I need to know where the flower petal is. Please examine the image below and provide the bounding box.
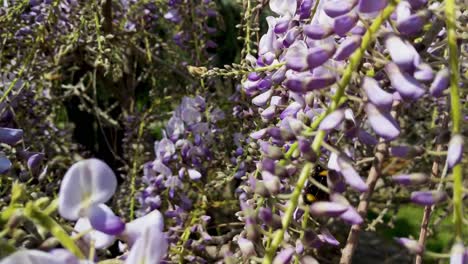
[122,209,164,246]
[88,204,125,235]
[74,217,116,249]
[365,103,400,140]
[410,190,447,206]
[58,159,117,220]
[125,225,168,264]
[319,109,345,131]
[0,127,23,146]
[447,134,463,168]
[362,77,393,110]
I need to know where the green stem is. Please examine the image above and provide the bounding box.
[445,0,463,242]
[311,0,400,152]
[24,203,84,259]
[262,163,313,264]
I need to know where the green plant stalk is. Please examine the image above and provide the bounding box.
[445,0,463,242]
[262,163,313,264]
[24,202,85,259]
[311,0,400,153]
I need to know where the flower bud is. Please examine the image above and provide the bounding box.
[324,0,358,18]
[395,237,423,254]
[385,62,425,101]
[238,238,256,259]
[252,89,272,107]
[0,127,23,146]
[410,190,447,206]
[273,247,295,264]
[429,68,450,97]
[365,103,400,140]
[334,35,362,61]
[449,242,466,264]
[319,109,345,131]
[303,24,333,40]
[391,173,428,186]
[307,43,336,69]
[362,77,393,111]
[414,62,434,82]
[390,145,424,158]
[333,11,358,36]
[447,134,463,168]
[310,202,348,217]
[397,11,428,36]
[358,0,387,13]
[384,34,418,71]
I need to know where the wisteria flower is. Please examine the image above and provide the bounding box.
[58,159,124,235]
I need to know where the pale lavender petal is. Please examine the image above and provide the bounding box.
[319,109,345,131]
[414,62,434,82]
[122,210,164,246]
[392,173,428,186]
[58,159,117,220]
[447,134,463,168]
[318,228,340,246]
[365,103,400,140]
[411,190,447,206]
[395,237,423,254]
[74,217,116,249]
[338,157,369,192]
[0,250,65,264]
[238,237,256,258]
[385,34,418,71]
[125,225,168,264]
[310,202,348,217]
[188,168,202,180]
[250,128,267,140]
[324,0,357,17]
[362,77,393,110]
[285,41,309,71]
[270,0,297,17]
[273,248,295,264]
[430,68,450,97]
[450,242,465,264]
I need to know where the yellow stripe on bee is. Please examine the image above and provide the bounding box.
[306,194,317,203]
[319,170,328,177]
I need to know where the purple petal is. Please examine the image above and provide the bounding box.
[122,210,164,246]
[384,34,418,71]
[250,128,267,140]
[414,63,434,82]
[333,11,358,36]
[238,237,256,258]
[334,35,362,61]
[388,63,424,100]
[303,24,333,40]
[357,129,378,145]
[125,225,168,264]
[390,145,424,158]
[447,134,463,168]
[273,248,295,264]
[397,12,427,36]
[0,250,66,264]
[0,156,11,174]
[0,127,23,146]
[318,228,340,246]
[310,202,348,217]
[358,0,387,13]
[395,237,423,254]
[252,89,273,107]
[338,157,369,192]
[88,204,125,235]
[74,217,116,249]
[391,173,428,186]
[324,0,358,17]
[365,103,400,140]
[307,43,336,69]
[285,41,309,71]
[58,159,117,220]
[407,0,427,9]
[270,0,297,17]
[430,68,450,97]
[362,77,393,110]
[319,109,345,131]
[188,168,202,180]
[450,242,466,264]
[411,190,447,206]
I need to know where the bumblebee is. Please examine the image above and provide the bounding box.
[303,164,329,204]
